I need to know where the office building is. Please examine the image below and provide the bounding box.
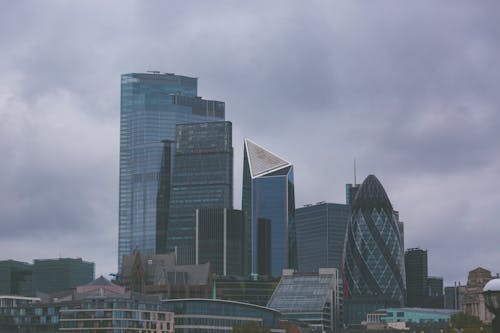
[118,72,225,268]
[163,298,281,333]
[424,276,444,308]
[242,139,296,277]
[444,284,466,310]
[195,208,244,277]
[167,121,233,264]
[343,175,406,324]
[345,183,359,205]
[405,248,428,307]
[295,202,350,273]
[33,258,94,294]
[0,260,33,296]
[214,277,280,306]
[267,268,342,333]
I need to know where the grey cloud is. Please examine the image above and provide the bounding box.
[0,0,499,280]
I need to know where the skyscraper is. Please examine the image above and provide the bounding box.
[343,175,406,306]
[296,202,350,273]
[195,208,245,276]
[405,248,428,307]
[242,139,296,277]
[118,72,225,268]
[167,121,233,264]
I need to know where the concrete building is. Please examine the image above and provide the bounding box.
[444,284,466,310]
[463,267,493,323]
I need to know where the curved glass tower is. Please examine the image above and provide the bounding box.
[242,139,297,277]
[343,175,405,305]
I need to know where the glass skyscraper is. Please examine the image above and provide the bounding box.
[405,247,428,307]
[242,139,296,277]
[167,121,233,264]
[296,202,350,273]
[118,72,225,269]
[343,175,406,306]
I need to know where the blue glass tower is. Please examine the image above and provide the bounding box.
[343,175,406,305]
[242,139,296,277]
[118,72,225,269]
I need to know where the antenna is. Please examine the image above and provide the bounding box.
[354,158,357,186]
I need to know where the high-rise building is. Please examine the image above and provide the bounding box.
[444,284,466,310]
[195,208,244,276]
[118,72,225,268]
[0,260,33,296]
[345,183,359,205]
[242,139,296,277]
[33,258,94,294]
[167,121,233,264]
[405,248,428,307]
[425,276,444,308]
[343,175,406,315]
[296,202,350,273]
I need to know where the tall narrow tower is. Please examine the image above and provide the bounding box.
[242,139,297,277]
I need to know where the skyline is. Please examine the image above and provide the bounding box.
[1,1,499,285]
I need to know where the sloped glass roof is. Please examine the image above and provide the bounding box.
[267,274,335,312]
[245,139,291,178]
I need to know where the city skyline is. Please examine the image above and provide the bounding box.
[0,1,499,285]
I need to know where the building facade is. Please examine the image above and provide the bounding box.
[119,252,213,299]
[33,258,94,294]
[463,267,493,323]
[242,139,297,277]
[424,276,444,309]
[0,260,33,297]
[167,121,233,264]
[214,277,280,307]
[342,175,406,323]
[163,298,281,333]
[195,208,244,277]
[267,268,341,333]
[296,202,350,273]
[405,248,428,307]
[118,72,225,268]
[444,284,466,310]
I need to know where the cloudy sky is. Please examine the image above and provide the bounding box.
[1,1,499,284]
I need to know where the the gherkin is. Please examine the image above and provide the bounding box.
[343,175,406,305]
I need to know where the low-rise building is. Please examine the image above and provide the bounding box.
[463,267,493,323]
[267,268,341,333]
[163,298,282,333]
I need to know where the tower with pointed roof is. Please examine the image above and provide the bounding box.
[242,139,297,277]
[343,175,406,308]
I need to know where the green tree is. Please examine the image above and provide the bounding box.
[232,321,271,333]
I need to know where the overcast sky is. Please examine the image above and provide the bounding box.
[1,1,499,285]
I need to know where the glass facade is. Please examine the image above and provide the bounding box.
[214,278,279,306]
[196,208,244,276]
[296,203,350,273]
[167,121,233,264]
[242,139,296,277]
[343,175,406,307]
[267,269,341,333]
[163,298,281,333]
[119,73,225,269]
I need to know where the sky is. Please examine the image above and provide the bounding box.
[0,0,499,285]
